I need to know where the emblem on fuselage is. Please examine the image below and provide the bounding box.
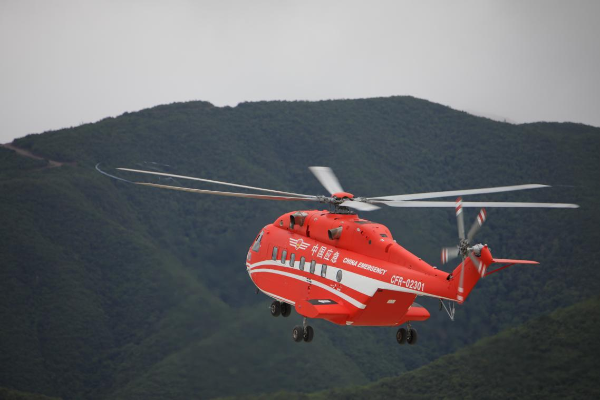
[290,238,310,250]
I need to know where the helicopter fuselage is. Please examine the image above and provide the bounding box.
[246,209,478,326]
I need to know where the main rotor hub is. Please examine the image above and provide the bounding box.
[329,192,357,214]
[332,192,354,200]
[459,239,470,258]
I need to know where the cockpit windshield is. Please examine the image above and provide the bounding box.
[252,231,264,252]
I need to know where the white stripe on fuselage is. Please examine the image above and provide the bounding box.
[246,259,456,303]
[258,288,295,305]
[249,267,367,309]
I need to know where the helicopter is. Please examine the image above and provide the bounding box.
[103,165,578,344]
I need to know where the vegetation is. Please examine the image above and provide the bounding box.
[0,97,598,399]
[0,387,60,400]
[231,296,600,400]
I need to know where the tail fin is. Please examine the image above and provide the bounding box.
[452,254,485,303]
[452,245,539,303]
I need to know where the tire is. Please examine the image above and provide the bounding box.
[292,326,304,342]
[396,327,407,345]
[281,302,292,317]
[407,328,418,345]
[303,326,314,342]
[270,301,281,317]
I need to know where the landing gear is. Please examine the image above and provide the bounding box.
[270,301,292,317]
[281,302,292,317]
[397,322,418,345]
[396,328,407,344]
[303,325,314,342]
[292,318,314,343]
[407,328,418,345]
[292,326,304,342]
[270,301,281,317]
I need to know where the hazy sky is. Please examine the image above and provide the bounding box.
[1,0,599,143]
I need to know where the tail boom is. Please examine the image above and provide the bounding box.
[451,246,539,303]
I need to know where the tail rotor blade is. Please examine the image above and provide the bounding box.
[441,247,460,264]
[309,166,344,195]
[467,208,487,242]
[456,197,465,241]
[469,252,486,278]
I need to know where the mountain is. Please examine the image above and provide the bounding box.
[232,296,600,400]
[1,97,599,399]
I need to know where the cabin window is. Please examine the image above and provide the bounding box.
[310,260,316,274]
[290,253,296,267]
[272,246,278,261]
[299,256,306,271]
[321,264,327,278]
[281,250,287,264]
[380,233,388,238]
[336,269,343,282]
[252,231,264,252]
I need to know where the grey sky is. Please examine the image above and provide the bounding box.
[1,0,599,143]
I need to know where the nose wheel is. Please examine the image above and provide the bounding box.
[396,322,418,345]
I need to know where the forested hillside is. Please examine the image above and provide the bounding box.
[1,97,598,399]
[232,296,600,400]
[0,387,60,400]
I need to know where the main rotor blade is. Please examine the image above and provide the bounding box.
[368,184,550,202]
[117,168,314,198]
[309,166,344,195]
[135,182,321,202]
[373,201,579,208]
[340,200,380,211]
[96,163,134,183]
[467,208,487,242]
[456,197,465,241]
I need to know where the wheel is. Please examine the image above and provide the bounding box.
[396,327,407,344]
[303,325,314,342]
[281,302,292,317]
[270,301,281,317]
[407,328,418,345]
[292,326,304,342]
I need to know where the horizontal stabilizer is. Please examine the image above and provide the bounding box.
[492,258,539,265]
[485,258,540,277]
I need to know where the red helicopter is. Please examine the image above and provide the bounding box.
[108,166,578,344]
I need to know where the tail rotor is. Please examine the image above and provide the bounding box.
[467,208,487,242]
[441,197,488,302]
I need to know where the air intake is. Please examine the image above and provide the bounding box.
[290,212,308,228]
[328,226,343,240]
